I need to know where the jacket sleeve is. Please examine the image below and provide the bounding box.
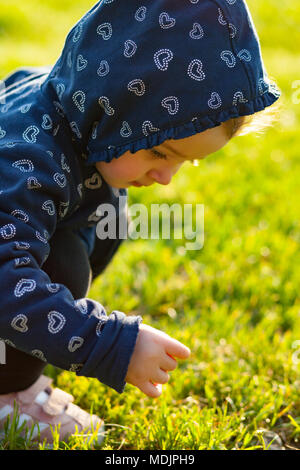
[0,145,142,393]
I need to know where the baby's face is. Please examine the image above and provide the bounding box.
[95,121,232,188]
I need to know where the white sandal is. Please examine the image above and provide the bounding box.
[0,374,105,446]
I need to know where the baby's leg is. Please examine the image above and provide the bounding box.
[0,228,92,394]
[89,215,126,281]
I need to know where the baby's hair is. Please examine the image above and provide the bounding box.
[228,79,282,138]
[192,81,281,166]
[229,101,282,138]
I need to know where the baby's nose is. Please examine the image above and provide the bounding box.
[148,168,173,185]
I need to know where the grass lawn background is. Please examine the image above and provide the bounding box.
[0,0,299,450]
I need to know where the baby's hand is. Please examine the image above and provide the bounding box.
[125,323,190,398]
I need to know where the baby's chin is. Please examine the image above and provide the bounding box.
[96,172,128,189]
[106,179,131,189]
[109,181,131,189]
[95,170,134,189]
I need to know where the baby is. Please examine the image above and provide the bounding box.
[0,0,280,445]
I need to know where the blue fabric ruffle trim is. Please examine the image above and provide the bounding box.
[86,90,280,165]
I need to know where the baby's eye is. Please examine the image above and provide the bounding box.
[150,149,168,160]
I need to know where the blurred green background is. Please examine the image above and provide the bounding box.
[0,0,299,450]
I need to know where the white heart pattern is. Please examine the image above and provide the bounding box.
[135,6,147,22]
[35,230,49,244]
[31,350,47,362]
[74,299,88,314]
[97,23,113,40]
[23,126,39,143]
[56,83,65,100]
[61,154,71,173]
[42,200,56,216]
[11,210,29,223]
[97,60,110,76]
[68,336,84,352]
[14,279,36,297]
[208,92,222,109]
[159,12,176,29]
[59,201,69,218]
[161,96,179,115]
[69,363,84,372]
[220,50,236,68]
[128,79,146,96]
[0,126,6,139]
[15,241,30,250]
[72,90,86,113]
[124,40,137,58]
[52,123,60,136]
[258,78,269,96]
[84,172,102,189]
[91,121,99,140]
[120,121,132,138]
[88,210,101,223]
[12,159,34,173]
[77,54,88,71]
[187,59,206,81]
[46,283,60,293]
[73,22,83,43]
[189,23,204,39]
[218,8,227,26]
[233,91,248,106]
[154,49,174,71]
[11,314,29,333]
[237,49,252,62]
[98,96,115,116]
[15,257,31,267]
[96,319,107,337]
[0,223,16,240]
[41,114,53,130]
[53,172,67,188]
[142,121,160,136]
[19,104,32,113]
[70,121,82,139]
[48,311,66,334]
[27,177,42,190]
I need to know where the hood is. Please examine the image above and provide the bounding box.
[38,0,279,164]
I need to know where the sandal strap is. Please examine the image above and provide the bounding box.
[65,402,95,428]
[42,388,74,416]
[16,375,53,405]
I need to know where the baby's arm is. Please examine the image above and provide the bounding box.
[126,324,190,398]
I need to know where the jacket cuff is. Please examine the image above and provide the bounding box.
[78,311,142,393]
[114,313,143,394]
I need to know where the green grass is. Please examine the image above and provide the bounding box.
[0,0,299,451]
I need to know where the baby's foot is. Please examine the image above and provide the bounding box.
[0,375,105,446]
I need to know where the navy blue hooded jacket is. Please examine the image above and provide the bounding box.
[0,0,280,393]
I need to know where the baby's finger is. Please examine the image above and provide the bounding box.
[165,338,191,360]
[152,369,170,385]
[141,381,162,398]
[161,354,177,371]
